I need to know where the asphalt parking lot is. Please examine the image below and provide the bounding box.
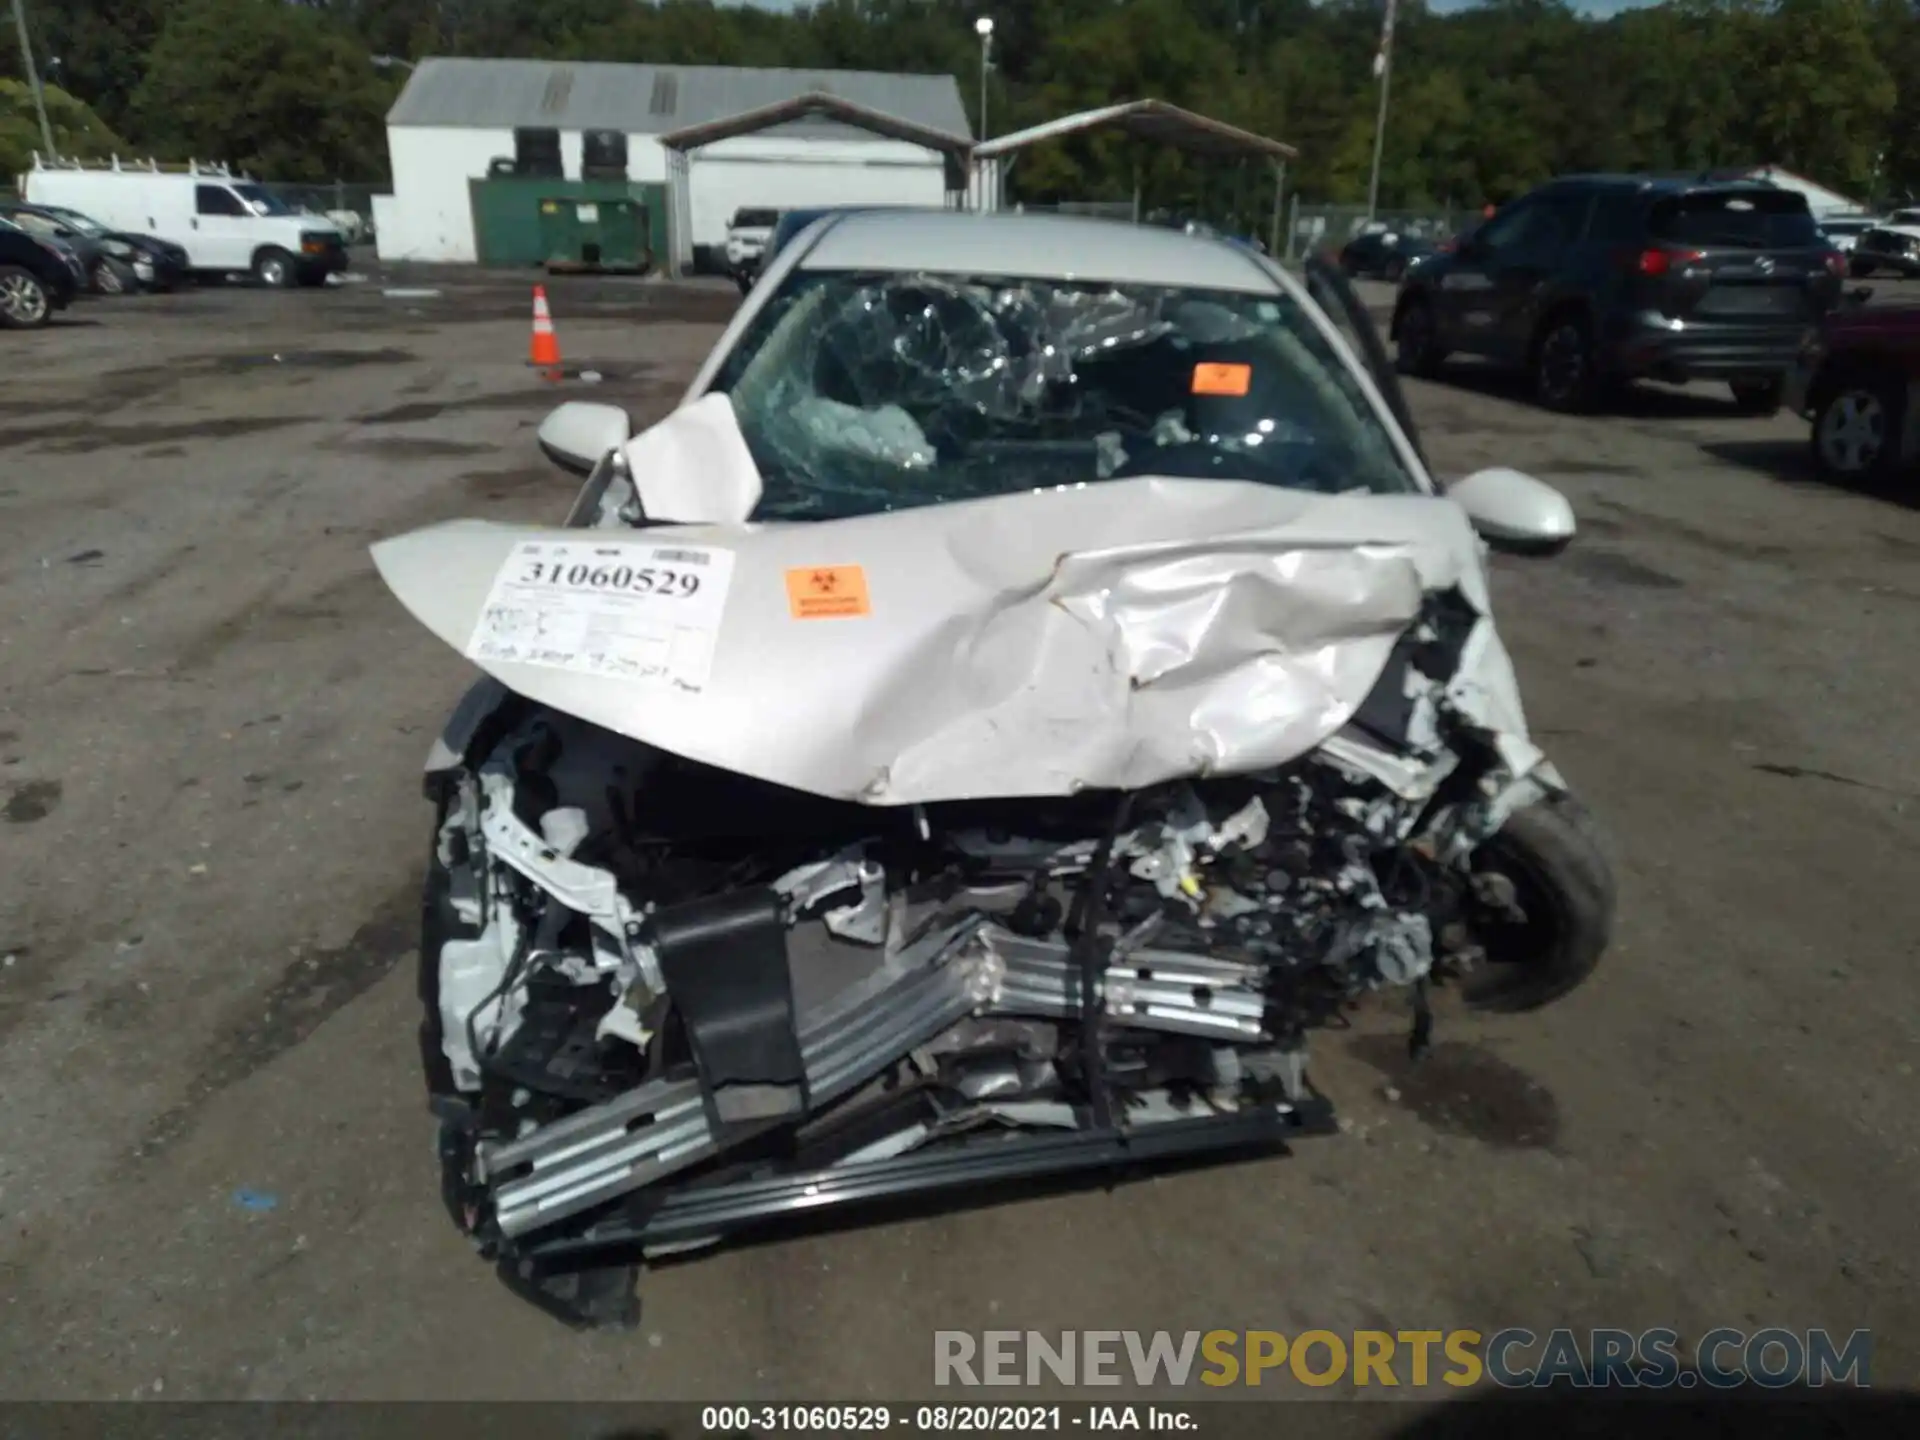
[1,268,1917,1409]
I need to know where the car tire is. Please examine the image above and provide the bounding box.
[1458,792,1615,1014]
[0,264,52,328]
[1395,296,1447,377]
[1810,370,1905,485]
[252,246,296,288]
[1532,313,1601,413]
[1849,259,1875,279]
[1730,377,1783,416]
[1385,256,1406,283]
[91,259,128,296]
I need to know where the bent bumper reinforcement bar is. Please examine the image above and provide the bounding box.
[524,1098,1340,1262]
[480,920,1277,1240]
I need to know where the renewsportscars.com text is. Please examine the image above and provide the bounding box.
[933,1328,1872,1390]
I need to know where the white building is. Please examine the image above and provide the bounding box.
[373,58,972,269]
[1718,165,1867,219]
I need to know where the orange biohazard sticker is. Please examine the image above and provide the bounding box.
[1192,362,1252,396]
[785,565,871,619]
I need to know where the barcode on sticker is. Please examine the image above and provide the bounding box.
[652,548,710,565]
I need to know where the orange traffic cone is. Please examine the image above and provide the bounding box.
[529,285,562,374]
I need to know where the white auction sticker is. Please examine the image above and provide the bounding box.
[467,539,735,691]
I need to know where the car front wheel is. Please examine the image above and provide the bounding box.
[1458,793,1615,1013]
[1533,315,1600,413]
[1811,373,1904,483]
[252,247,296,288]
[0,265,51,328]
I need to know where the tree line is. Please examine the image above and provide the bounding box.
[5,0,1914,224]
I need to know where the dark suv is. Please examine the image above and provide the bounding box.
[1391,175,1845,412]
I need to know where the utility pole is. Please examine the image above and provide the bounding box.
[11,0,57,161]
[1365,0,1396,223]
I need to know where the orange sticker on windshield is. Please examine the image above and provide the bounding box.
[786,565,871,619]
[1192,362,1252,396]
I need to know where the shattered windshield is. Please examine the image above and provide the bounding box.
[707,270,1419,521]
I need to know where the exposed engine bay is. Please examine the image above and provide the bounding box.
[420,586,1592,1327]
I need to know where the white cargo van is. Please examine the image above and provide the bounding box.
[22,158,348,288]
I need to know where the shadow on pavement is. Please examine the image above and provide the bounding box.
[1413,361,1743,420]
[1701,437,1919,510]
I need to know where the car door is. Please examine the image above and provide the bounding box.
[1430,199,1535,358]
[190,184,252,269]
[1481,194,1587,362]
[1434,198,1579,362]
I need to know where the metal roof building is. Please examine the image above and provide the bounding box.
[386,58,971,140]
[374,58,971,269]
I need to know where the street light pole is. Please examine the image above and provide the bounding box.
[11,0,57,161]
[974,17,994,142]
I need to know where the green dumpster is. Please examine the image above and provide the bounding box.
[538,195,647,274]
[469,178,667,273]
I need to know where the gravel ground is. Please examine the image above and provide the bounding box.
[0,268,1916,1413]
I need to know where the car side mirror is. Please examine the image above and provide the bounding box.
[1447,467,1576,554]
[537,401,631,476]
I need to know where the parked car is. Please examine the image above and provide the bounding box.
[369,210,1612,1327]
[1846,226,1920,279]
[1339,226,1438,282]
[23,159,348,287]
[0,200,188,293]
[723,207,782,292]
[0,199,139,294]
[0,215,82,328]
[1162,217,1267,254]
[752,206,933,288]
[1817,215,1877,254]
[1392,174,1845,412]
[1784,303,1920,484]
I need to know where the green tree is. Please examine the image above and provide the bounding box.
[7,0,169,134]
[1734,0,1895,194]
[1,79,127,181]
[128,0,395,181]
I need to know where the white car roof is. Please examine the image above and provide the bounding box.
[795,210,1279,293]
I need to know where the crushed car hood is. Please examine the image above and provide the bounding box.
[372,477,1532,805]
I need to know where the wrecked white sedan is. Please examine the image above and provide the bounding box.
[373,211,1613,1326]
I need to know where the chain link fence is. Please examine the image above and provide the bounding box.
[994,196,1470,264]
[261,182,385,244]
[1281,203,1470,262]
